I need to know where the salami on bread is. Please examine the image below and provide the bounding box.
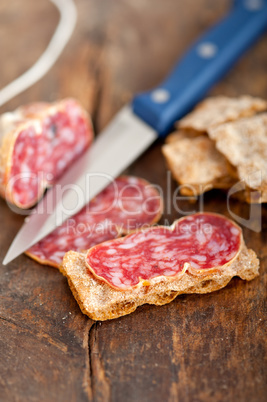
[0,99,93,208]
[60,213,259,321]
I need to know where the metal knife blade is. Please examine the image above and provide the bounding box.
[3,106,157,265]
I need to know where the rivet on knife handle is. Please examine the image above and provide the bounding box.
[132,0,267,137]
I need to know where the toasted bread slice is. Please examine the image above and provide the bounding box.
[208,113,267,202]
[162,96,267,201]
[178,95,267,132]
[162,133,235,196]
[60,244,259,321]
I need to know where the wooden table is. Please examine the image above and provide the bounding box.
[0,1,266,401]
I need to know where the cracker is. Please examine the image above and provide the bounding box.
[208,113,267,200]
[166,129,200,143]
[162,134,235,196]
[178,95,267,132]
[60,245,259,321]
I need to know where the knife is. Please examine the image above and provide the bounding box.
[3,0,267,265]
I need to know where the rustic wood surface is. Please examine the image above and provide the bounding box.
[0,0,266,401]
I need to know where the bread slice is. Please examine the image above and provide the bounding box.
[162,132,235,196]
[60,245,259,321]
[208,113,267,203]
[162,95,267,202]
[178,95,267,132]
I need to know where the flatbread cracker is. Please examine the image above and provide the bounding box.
[166,129,200,143]
[60,245,259,321]
[162,133,235,196]
[208,113,267,202]
[179,95,267,132]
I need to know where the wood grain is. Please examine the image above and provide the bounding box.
[0,0,266,401]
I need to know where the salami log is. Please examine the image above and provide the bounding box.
[86,213,242,290]
[0,98,93,208]
[26,176,163,267]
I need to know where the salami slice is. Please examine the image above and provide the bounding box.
[85,213,242,290]
[26,176,163,267]
[0,98,93,208]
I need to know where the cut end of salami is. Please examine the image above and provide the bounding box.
[85,213,243,290]
[26,176,163,267]
[0,98,93,208]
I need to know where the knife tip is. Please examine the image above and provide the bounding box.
[2,253,13,266]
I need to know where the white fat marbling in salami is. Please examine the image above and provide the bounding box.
[26,176,163,267]
[85,213,242,290]
[0,98,93,208]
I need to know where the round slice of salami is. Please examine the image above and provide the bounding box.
[85,213,242,290]
[0,98,93,209]
[26,176,163,267]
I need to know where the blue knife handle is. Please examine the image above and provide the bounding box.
[132,0,267,137]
